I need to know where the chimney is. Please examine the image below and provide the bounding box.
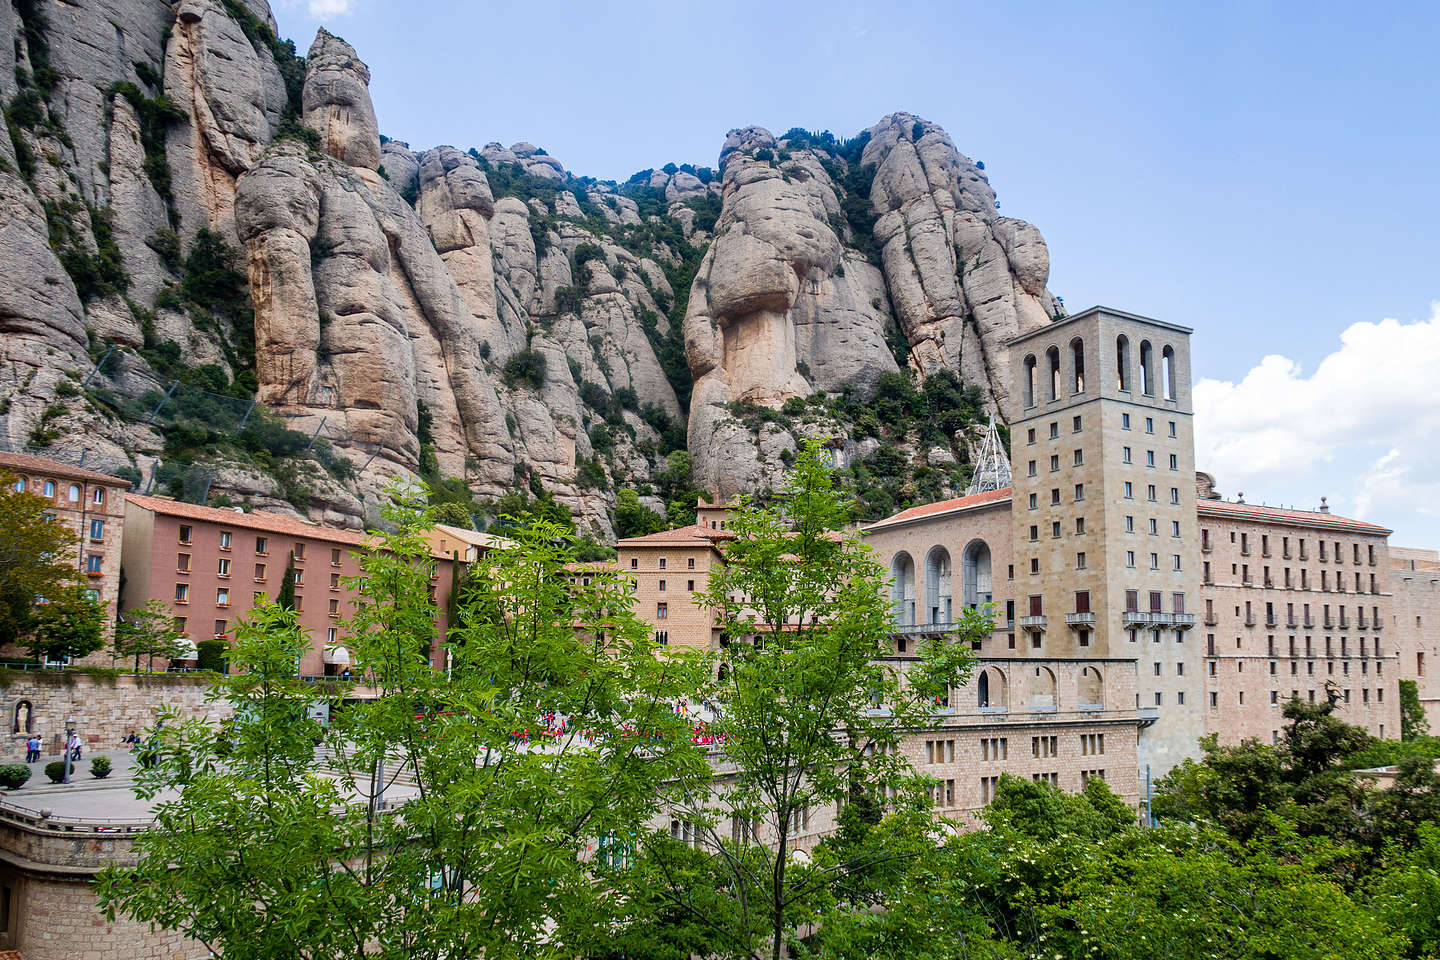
[1319,497,1330,514]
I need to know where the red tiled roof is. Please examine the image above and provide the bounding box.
[864,487,1013,531]
[616,523,735,547]
[1196,498,1391,536]
[126,493,373,545]
[0,450,130,486]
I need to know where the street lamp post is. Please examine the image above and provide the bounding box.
[62,716,75,784]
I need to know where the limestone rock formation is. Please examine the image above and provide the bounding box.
[0,0,1070,532]
[861,113,1062,415]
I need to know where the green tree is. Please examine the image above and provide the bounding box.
[114,598,189,672]
[623,440,980,960]
[25,585,104,663]
[614,487,667,538]
[1371,822,1440,958]
[276,553,296,611]
[100,484,709,959]
[0,472,91,649]
[1399,678,1429,740]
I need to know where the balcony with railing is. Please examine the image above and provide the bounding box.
[1265,616,1278,627]
[891,620,974,638]
[1065,612,1096,629]
[1019,615,1048,633]
[1324,617,1335,629]
[1374,620,1384,632]
[1286,616,1298,628]
[1338,616,1350,630]
[1123,611,1197,630]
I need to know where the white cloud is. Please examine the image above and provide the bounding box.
[277,0,353,18]
[1193,303,1440,546]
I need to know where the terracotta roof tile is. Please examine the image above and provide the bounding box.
[616,523,734,547]
[126,493,374,544]
[1196,499,1391,536]
[864,487,1013,531]
[0,450,130,486]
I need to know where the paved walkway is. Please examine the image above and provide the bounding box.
[0,749,170,821]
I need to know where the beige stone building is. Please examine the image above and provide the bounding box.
[615,522,730,650]
[1196,495,1398,743]
[0,452,131,661]
[1391,547,1440,721]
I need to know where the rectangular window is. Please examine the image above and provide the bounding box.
[659,558,667,570]
[1050,454,1060,472]
[656,602,668,619]
[1147,484,1157,502]
[293,569,304,585]
[1124,482,1134,499]
[1076,552,1087,570]
[1073,415,1082,432]
[1073,449,1084,466]
[1168,421,1177,437]
[175,583,189,603]
[1076,517,1086,534]
[178,524,193,544]
[1123,446,1132,464]
[659,580,667,592]
[331,548,342,566]
[1027,428,1036,444]
[219,531,233,550]
[630,558,638,569]
[1075,590,1090,614]
[89,519,105,540]
[256,536,268,554]
[254,563,266,581]
[217,558,231,577]
[1169,454,1178,470]
[1126,550,1136,568]
[688,558,695,569]
[1074,483,1084,501]
[1126,515,1135,532]
[214,619,227,637]
[1049,422,1059,439]
[1051,488,1061,505]
[1052,521,1061,538]
[216,588,230,606]
[1028,460,1037,477]
[1146,449,1155,467]
[1028,493,1037,510]
[330,573,340,590]
[174,616,187,635]
[329,598,339,617]
[1029,525,1039,542]
[293,542,306,560]
[1122,413,1131,429]
[1145,417,1154,433]
[85,555,102,573]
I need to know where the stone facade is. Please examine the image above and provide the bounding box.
[1005,307,1203,777]
[1196,500,1398,743]
[1391,547,1440,720]
[0,452,131,661]
[615,523,728,651]
[0,673,227,763]
[0,813,207,958]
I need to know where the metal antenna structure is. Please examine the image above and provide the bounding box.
[965,415,1012,495]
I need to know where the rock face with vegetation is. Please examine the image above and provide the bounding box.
[0,0,1065,534]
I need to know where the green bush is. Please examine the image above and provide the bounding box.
[90,756,111,779]
[196,639,227,673]
[502,348,547,390]
[44,760,68,783]
[0,765,31,790]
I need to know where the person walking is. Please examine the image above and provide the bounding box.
[67,732,81,762]
[24,735,39,763]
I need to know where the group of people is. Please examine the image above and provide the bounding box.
[20,732,83,763]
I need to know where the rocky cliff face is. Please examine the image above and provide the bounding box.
[0,0,1064,533]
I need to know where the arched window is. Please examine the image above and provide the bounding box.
[1139,340,1154,396]
[12,478,24,493]
[1022,355,1037,407]
[1046,346,1060,402]
[67,484,80,502]
[92,487,105,506]
[1078,666,1103,709]
[42,481,55,497]
[1070,338,1085,393]
[1115,335,1130,391]
[978,667,1007,709]
[961,539,993,610]
[890,553,915,627]
[924,547,952,625]
[1162,345,1176,401]
[1030,666,1057,710]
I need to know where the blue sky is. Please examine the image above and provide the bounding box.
[278,0,1439,546]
